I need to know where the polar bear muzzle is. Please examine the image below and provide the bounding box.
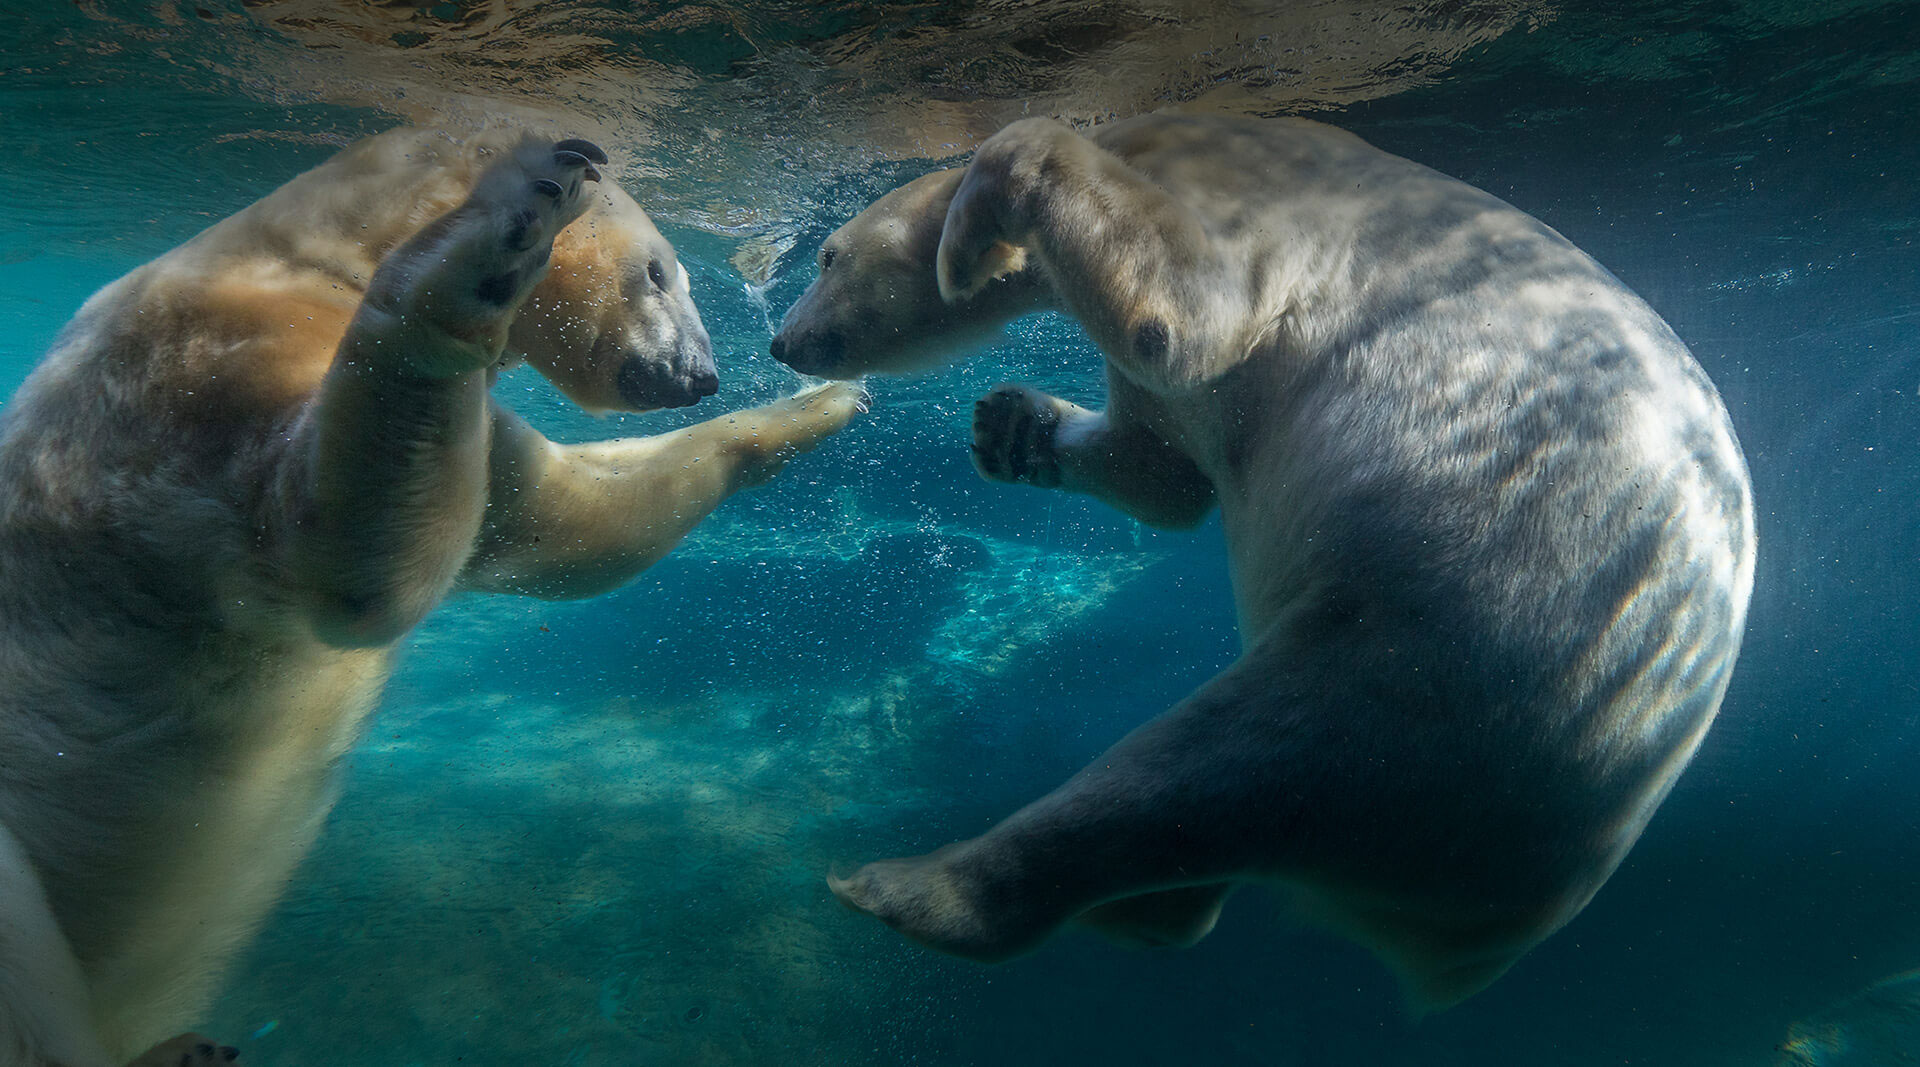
[616,342,720,408]
[768,327,845,378]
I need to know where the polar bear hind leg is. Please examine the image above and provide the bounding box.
[828,632,1571,1007]
[830,645,1287,967]
[1073,884,1233,949]
[0,821,109,1067]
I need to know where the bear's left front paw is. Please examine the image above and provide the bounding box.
[971,383,1063,488]
[723,380,870,490]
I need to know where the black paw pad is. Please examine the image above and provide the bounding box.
[1005,411,1035,480]
[476,270,520,307]
[504,207,538,252]
[1133,318,1170,361]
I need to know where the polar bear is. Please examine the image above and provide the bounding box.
[0,128,862,1066]
[772,113,1755,1007]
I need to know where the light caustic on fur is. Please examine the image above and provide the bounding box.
[0,127,863,1065]
[775,112,1754,1008]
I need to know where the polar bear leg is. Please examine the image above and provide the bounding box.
[830,633,1552,1000]
[1072,883,1233,949]
[289,137,601,645]
[830,645,1293,964]
[1,828,242,1067]
[0,822,111,1067]
[457,381,865,599]
[937,119,1240,380]
[970,383,1215,529]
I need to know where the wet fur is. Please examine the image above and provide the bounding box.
[0,127,860,1064]
[779,113,1755,1006]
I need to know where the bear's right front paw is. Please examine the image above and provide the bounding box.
[971,383,1063,488]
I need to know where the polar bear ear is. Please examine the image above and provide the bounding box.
[951,240,1028,301]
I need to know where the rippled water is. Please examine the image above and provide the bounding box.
[2,1,1918,1064]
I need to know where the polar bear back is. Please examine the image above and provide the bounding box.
[1088,114,1753,802]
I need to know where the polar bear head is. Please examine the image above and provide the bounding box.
[509,181,718,412]
[770,169,1043,379]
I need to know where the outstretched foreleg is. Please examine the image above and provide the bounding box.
[457,382,866,600]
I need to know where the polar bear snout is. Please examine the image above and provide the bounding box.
[769,325,846,378]
[616,342,719,409]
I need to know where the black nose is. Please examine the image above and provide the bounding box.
[689,369,719,397]
[769,329,840,373]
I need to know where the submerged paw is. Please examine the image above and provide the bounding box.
[502,137,604,244]
[971,383,1061,487]
[455,137,607,315]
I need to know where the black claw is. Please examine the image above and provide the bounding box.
[196,1044,215,1057]
[554,138,608,164]
[221,1048,239,1062]
[555,150,604,180]
[531,177,564,198]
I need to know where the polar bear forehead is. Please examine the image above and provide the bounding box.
[838,168,963,256]
[865,217,911,252]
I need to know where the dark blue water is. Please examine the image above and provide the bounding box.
[2,1,1917,1064]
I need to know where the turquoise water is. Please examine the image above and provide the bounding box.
[3,1,1918,1064]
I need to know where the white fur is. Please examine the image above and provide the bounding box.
[0,127,861,1064]
[777,113,1755,1007]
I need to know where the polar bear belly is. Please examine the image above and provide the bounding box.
[77,645,393,1057]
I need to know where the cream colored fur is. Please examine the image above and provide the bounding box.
[775,113,1754,1007]
[0,127,861,1065]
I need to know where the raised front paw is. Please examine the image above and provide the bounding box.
[971,383,1065,488]
[125,1032,238,1067]
[723,380,869,490]
[374,135,609,372]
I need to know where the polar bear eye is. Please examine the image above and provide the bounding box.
[820,247,836,271]
[646,259,667,291]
